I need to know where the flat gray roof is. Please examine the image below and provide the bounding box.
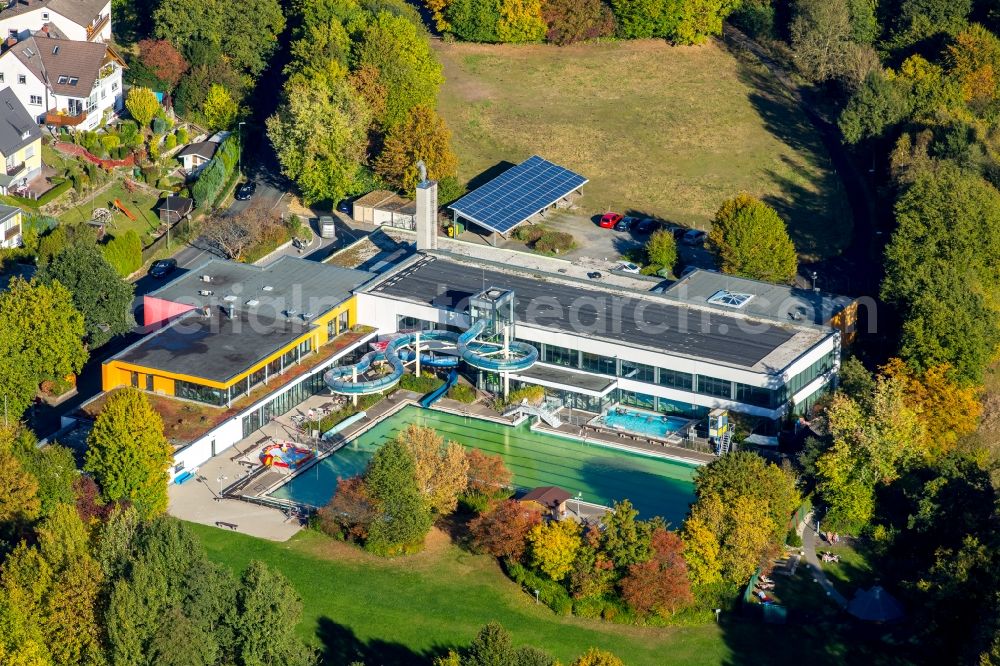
[369,255,828,373]
[150,256,374,321]
[661,270,854,326]
[116,309,311,384]
[514,364,616,394]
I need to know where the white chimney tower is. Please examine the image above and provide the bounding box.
[415,160,437,251]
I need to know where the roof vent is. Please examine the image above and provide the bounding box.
[201,274,212,282]
[223,295,237,302]
[51,45,57,55]
[301,312,314,321]
[245,299,259,307]
[262,285,273,292]
[283,309,297,318]
[198,289,213,296]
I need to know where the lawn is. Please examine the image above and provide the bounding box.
[58,181,162,242]
[435,38,852,261]
[189,523,909,666]
[819,541,878,594]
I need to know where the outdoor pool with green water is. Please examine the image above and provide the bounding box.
[271,406,698,524]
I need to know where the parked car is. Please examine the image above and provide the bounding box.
[617,262,641,274]
[599,212,623,229]
[587,271,602,279]
[669,226,687,240]
[614,217,634,232]
[635,218,660,234]
[149,258,177,279]
[682,229,707,246]
[235,181,256,201]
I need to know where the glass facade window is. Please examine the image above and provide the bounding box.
[267,358,282,377]
[619,390,655,410]
[298,339,312,356]
[241,371,328,439]
[176,380,228,406]
[657,368,693,391]
[338,310,349,333]
[144,374,153,391]
[733,382,775,408]
[582,352,616,375]
[697,375,732,399]
[620,359,655,383]
[543,344,577,367]
[246,367,266,392]
[130,371,139,388]
[786,351,836,397]
[327,320,335,338]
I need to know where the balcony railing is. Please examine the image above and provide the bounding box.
[86,14,109,40]
[43,110,88,127]
[4,162,25,178]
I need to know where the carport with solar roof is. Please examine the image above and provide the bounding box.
[448,156,587,245]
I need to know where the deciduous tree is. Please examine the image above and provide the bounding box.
[203,84,239,131]
[267,74,371,205]
[674,0,741,45]
[0,277,87,419]
[375,106,458,194]
[202,208,284,261]
[14,440,77,519]
[600,499,651,572]
[465,621,514,666]
[619,528,693,617]
[395,424,469,515]
[644,229,677,273]
[354,11,443,127]
[496,0,546,43]
[318,476,376,542]
[465,448,512,496]
[469,498,542,560]
[0,451,39,526]
[572,648,626,666]
[709,193,798,283]
[38,243,135,348]
[231,560,314,666]
[541,0,614,45]
[84,389,172,518]
[138,39,188,88]
[125,86,160,129]
[221,0,286,77]
[529,518,581,581]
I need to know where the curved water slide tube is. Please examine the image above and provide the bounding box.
[324,322,537,395]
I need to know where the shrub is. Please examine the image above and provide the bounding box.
[152,116,167,135]
[447,383,476,403]
[507,385,545,406]
[513,225,544,243]
[148,139,161,162]
[176,127,189,144]
[101,230,144,277]
[164,134,177,150]
[506,560,574,615]
[399,372,444,394]
[99,134,121,152]
[533,230,575,254]
[437,175,466,205]
[118,121,140,148]
[786,528,803,548]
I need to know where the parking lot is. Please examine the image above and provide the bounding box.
[468,209,718,278]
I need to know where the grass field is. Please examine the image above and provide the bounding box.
[58,181,162,241]
[436,38,852,261]
[189,523,911,666]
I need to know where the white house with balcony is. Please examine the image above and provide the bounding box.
[0,0,111,43]
[0,32,124,130]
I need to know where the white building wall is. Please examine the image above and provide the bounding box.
[356,291,838,418]
[0,2,111,42]
[0,54,47,120]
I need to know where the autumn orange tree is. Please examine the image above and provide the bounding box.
[469,499,542,560]
[463,448,513,509]
[619,528,693,618]
[317,477,376,543]
[375,105,458,194]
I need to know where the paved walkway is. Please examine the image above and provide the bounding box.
[801,514,848,608]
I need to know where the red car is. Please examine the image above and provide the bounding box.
[599,212,623,229]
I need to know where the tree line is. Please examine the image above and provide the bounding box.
[267,0,462,208]
[732,1,1000,661]
[425,0,742,46]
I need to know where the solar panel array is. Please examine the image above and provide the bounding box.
[448,155,588,234]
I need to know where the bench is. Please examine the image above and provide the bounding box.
[173,470,195,485]
[215,521,238,530]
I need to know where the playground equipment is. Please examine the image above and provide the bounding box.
[324,287,538,397]
[260,442,314,470]
[112,199,137,221]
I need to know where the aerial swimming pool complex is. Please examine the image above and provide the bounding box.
[272,406,698,524]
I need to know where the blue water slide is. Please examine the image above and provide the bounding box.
[457,320,539,372]
[324,322,537,395]
[420,369,459,408]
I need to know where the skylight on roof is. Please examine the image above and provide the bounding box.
[707,290,754,309]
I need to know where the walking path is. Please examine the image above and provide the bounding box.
[800,513,848,608]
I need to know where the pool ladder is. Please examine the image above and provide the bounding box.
[717,430,734,456]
